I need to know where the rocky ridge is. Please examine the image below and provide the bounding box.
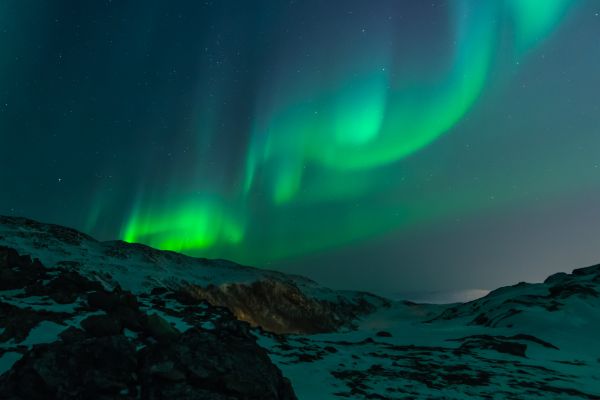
[0,216,387,334]
[2,216,600,399]
[0,245,297,399]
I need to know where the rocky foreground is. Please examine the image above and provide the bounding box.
[1,216,600,399]
[0,245,296,399]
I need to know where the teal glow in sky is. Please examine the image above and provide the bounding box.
[2,0,600,294]
[123,0,574,257]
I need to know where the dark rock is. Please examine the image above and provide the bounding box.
[543,272,569,284]
[87,290,121,311]
[180,280,384,334]
[151,298,166,307]
[0,302,69,343]
[168,288,204,305]
[0,246,21,269]
[0,247,47,290]
[0,285,298,400]
[572,264,600,276]
[375,331,392,337]
[25,271,103,304]
[87,290,144,332]
[549,283,598,299]
[147,360,186,382]
[80,314,123,337]
[144,313,181,343]
[58,327,86,343]
[138,327,297,400]
[119,291,139,309]
[0,335,137,399]
[112,304,144,332]
[324,346,338,353]
[150,287,168,296]
[457,336,527,357]
[46,271,103,294]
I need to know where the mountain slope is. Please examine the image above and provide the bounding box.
[257,263,600,399]
[0,216,386,334]
[0,245,297,399]
[1,216,600,399]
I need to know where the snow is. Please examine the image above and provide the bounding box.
[0,352,22,375]
[2,216,600,398]
[257,297,600,399]
[20,321,66,347]
[151,310,193,333]
[201,321,215,330]
[0,218,359,306]
[0,295,81,313]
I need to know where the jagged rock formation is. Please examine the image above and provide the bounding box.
[180,280,380,334]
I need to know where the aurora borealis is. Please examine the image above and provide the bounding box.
[2,1,600,295]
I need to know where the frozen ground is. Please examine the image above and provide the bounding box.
[258,299,600,399]
[1,216,600,399]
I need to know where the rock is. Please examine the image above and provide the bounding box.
[0,302,70,343]
[80,314,123,337]
[112,304,144,332]
[0,319,298,400]
[181,280,385,334]
[144,313,180,343]
[0,246,21,269]
[150,287,168,296]
[572,264,600,276]
[58,327,86,343]
[25,270,104,304]
[0,335,138,399]
[138,327,297,400]
[457,336,527,358]
[148,361,186,382]
[0,247,47,290]
[87,290,144,332]
[119,291,139,310]
[543,272,569,284]
[548,283,598,299]
[376,331,392,337]
[87,290,121,311]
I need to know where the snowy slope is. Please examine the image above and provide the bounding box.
[256,266,600,399]
[0,216,385,333]
[0,215,318,293]
[1,216,600,399]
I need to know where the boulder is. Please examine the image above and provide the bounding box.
[144,313,180,343]
[87,290,121,311]
[80,314,122,337]
[1,321,298,400]
[0,335,137,399]
[138,327,297,400]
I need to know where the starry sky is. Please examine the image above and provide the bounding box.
[2,0,600,298]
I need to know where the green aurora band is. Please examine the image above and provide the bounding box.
[121,0,575,264]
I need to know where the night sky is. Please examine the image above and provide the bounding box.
[2,1,600,298]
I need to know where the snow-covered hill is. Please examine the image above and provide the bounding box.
[1,216,600,399]
[0,216,386,334]
[259,264,600,399]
